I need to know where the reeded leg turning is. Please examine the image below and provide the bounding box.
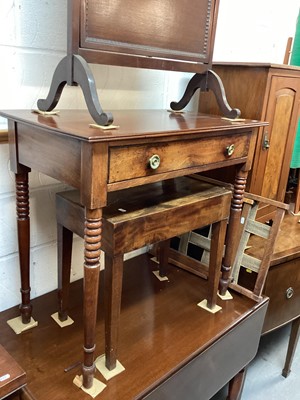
[219,169,248,296]
[82,208,102,389]
[15,173,32,324]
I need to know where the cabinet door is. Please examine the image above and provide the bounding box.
[250,76,300,202]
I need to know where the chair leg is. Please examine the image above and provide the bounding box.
[282,317,300,377]
[157,239,171,277]
[104,253,124,370]
[226,368,247,400]
[206,220,227,309]
[57,223,73,321]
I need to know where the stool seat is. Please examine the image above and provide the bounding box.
[0,344,26,399]
[56,176,231,372]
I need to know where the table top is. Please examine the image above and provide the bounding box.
[0,254,268,400]
[1,109,267,142]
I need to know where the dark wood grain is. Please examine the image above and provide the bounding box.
[3,109,266,388]
[199,63,300,220]
[0,255,268,400]
[72,0,220,72]
[0,345,26,399]
[237,213,300,376]
[56,176,232,370]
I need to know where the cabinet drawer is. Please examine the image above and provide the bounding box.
[263,258,300,333]
[108,133,250,183]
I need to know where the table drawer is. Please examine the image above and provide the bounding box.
[108,133,250,183]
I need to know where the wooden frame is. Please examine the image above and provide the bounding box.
[37,0,240,125]
[168,176,289,303]
[75,0,219,73]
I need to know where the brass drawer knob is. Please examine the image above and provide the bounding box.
[286,287,294,299]
[226,144,235,157]
[149,154,160,170]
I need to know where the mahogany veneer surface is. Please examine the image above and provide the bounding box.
[0,109,264,141]
[73,0,220,72]
[0,344,26,398]
[1,109,267,393]
[244,214,300,333]
[0,255,266,400]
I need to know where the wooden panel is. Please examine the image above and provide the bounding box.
[145,300,268,400]
[199,64,269,120]
[0,344,26,398]
[199,64,300,214]
[108,133,250,183]
[261,86,296,198]
[78,0,219,71]
[262,258,300,333]
[57,176,231,255]
[253,77,300,201]
[0,255,267,400]
[17,124,82,189]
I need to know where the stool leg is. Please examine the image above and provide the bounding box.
[57,223,73,321]
[226,368,247,400]
[104,253,124,370]
[220,169,247,296]
[82,208,102,389]
[16,172,32,324]
[282,317,300,377]
[157,239,171,277]
[207,220,227,309]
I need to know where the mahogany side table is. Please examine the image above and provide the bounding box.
[2,109,266,388]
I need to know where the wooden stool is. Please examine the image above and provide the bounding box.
[55,176,231,372]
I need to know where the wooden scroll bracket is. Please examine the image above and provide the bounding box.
[37,55,113,126]
[170,70,241,119]
[38,57,239,124]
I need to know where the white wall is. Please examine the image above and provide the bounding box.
[214,0,299,63]
[0,0,299,311]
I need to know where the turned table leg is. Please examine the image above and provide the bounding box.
[15,172,32,324]
[219,168,248,296]
[82,208,102,389]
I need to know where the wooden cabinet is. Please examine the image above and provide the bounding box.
[200,63,300,218]
[262,252,300,334]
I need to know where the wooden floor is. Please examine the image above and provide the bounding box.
[0,254,259,400]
